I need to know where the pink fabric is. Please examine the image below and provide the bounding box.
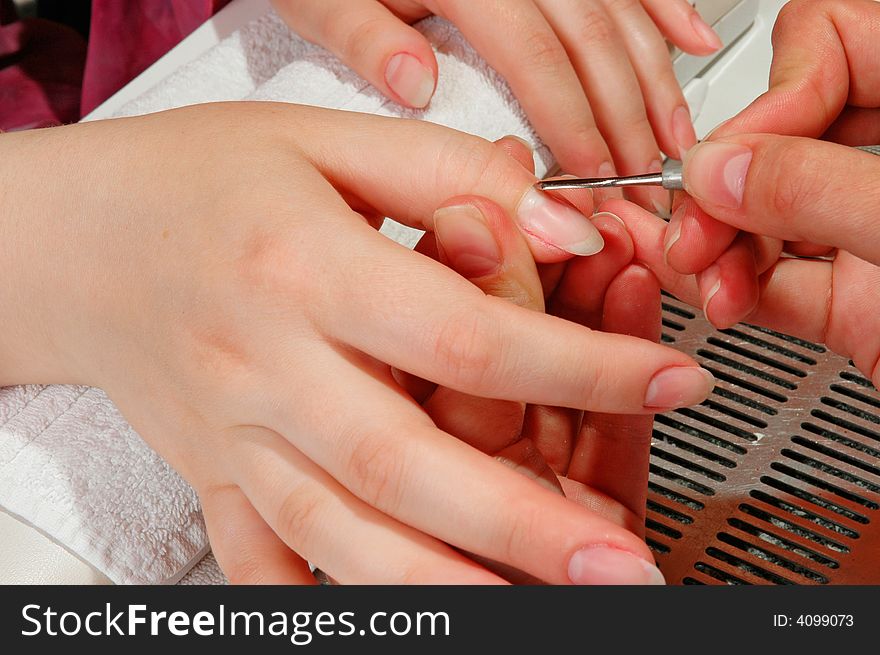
[0,18,86,131]
[81,0,232,115]
[0,1,231,130]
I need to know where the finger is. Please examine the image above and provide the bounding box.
[273,360,665,585]
[608,198,836,345]
[494,135,537,174]
[822,106,880,146]
[783,242,835,258]
[201,484,316,584]
[664,195,738,275]
[682,135,880,266]
[429,196,567,485]
[599,0,703,161]
[568,264,661,529]
[696,232,760,330]
[549,212,635,326]
[232,426,507,584]
[433,198,545,309]
[536,0,668,212]
[712,0,880,139]
[274,0,437,109]
[318,223,713,414]
[639,0,723,55]
[521,404,581,476]
[436,0,616,178]
[285,105,604,262]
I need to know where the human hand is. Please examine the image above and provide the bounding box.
[273,0,723,211]
[609,191,880,389]
[0,104,714,584]
[662,0,880,328]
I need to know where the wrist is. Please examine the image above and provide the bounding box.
[0,128,89,386]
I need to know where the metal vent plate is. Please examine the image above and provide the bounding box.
[650,293,880,585]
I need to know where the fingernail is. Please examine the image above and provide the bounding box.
[663,208,683,262]
[684,142,753,209]
[516,188,604,256]
[385,53,435,109]
[433,205,501,278]
[598,161,616,178]
[592,211,626,229]
[700,264,722,325]
[672,106,697,160]
[568,546,666,585]
[644,366,715,409]
[691,13,723,51]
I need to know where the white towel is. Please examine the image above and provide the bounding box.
[0,8,551,585]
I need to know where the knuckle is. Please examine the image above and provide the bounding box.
[763,142,823,222]
[497,495,542,565]
[346,431,407,513]
[234,229,302,299]
[337,15,387,63]
[520,28,570,78]
[275,486,324,551]
[430,307,501,391]
[577,6,618,44]
[434,134,513,195]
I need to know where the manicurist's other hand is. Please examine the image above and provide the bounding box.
[661,0,880,333]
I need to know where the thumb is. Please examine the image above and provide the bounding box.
[274,0,438,109]
[682,135,880,266]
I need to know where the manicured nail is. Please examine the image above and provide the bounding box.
[385,53,435,109]
[592,211,625,229]
[516,188,604,256]
[700,264,722,325]
[598,161,616,178]
[644,366,715,409]
[691,13,723,51]
[663,207,683,262]
[434,205,501,278]
[684,142,753,208]
[568,546,666,585]
[672,106,697,160]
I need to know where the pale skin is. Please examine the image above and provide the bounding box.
[0,105,718,584]
[606,0,880,387]
[657,0,880,349]
[272,0,723,212]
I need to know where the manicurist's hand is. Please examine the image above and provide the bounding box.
[0,103,714,584]
[661,0,880,328]
[273,0,723,211]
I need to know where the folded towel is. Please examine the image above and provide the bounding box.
[0,7,551,585]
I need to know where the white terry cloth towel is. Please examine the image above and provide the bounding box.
[0,8,554,585]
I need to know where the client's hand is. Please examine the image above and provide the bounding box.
[0,104,713,584]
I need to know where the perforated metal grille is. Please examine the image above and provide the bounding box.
[651,293,880,585]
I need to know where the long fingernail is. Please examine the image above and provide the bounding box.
[691,13,723,51]
[684,142,753,208]
[385,53,435,109]
[644,366,715,409]
[568,547,666,585]
[663,207,683,263]
[672,106,697,160]
[434,205,501,278]
[700,264,722,326]
[516,188,604,256]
